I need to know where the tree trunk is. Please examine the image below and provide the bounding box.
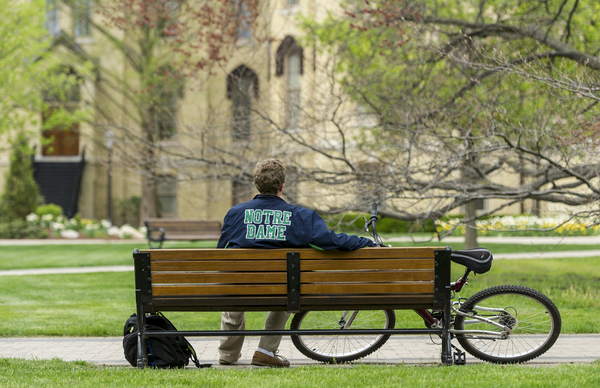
[139,132,159,224]
[140,175,159,224]
[464,200,478,249]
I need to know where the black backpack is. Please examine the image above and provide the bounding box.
[123,312,208,368]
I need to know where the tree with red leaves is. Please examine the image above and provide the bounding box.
[73,0,260,222]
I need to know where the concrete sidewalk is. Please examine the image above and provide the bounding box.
[1,335,598,367]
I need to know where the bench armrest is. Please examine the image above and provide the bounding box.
[147,227,165,242]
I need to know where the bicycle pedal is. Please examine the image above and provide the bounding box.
[453,350,466,365]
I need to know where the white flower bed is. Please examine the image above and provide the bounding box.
[435,215,599,236]
[27,213,146,239]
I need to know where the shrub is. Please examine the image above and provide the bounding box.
[0,134,40,222]
[0,220,48,239]
[117,196,141,227]
[35,204,63,219]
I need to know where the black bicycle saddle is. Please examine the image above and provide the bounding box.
[450,247,493,274]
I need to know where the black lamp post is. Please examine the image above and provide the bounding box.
[104,129,114,225]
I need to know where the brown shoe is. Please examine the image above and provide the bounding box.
[251,350,290,368]
[219,359,234,365]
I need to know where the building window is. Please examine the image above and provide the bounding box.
[73,0,92,37]
[232,177,254,206]
[288,0,300,6]
[161,0,180,37]
[45,0,60,36]
[227,66,259,142]
[235,0,253,39]
[276,36,303,130]
[155,67,181,140]
[158,177,177,218]
[474,198,487,214]
[41,67,81,156]
[287,50,301,129]
[283,165,298,204]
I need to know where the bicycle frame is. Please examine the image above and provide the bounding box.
[413,271,512,337]
[364,204,511,340]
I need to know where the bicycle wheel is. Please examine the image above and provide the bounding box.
[454,285,561,364]
[290,310,395,363]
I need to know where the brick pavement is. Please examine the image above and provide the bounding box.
[1,335,598,367]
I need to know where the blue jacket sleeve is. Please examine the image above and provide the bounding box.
[308,211,375,250]
[216,211,232,248]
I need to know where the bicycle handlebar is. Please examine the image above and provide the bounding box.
[370,203,378,221]
[364,202,385,247]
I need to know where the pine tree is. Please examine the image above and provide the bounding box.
[0,133,40,222]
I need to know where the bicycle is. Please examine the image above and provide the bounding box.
[290,203,561,364]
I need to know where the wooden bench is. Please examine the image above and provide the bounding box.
[143,219,222,248]
[132,247,454,367]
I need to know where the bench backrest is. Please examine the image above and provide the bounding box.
[133,247,452,314]
[144,219,222,240]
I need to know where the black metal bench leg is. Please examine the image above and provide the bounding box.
[441,286,454,366]
[441,331,453,365]
[136,332,146,369]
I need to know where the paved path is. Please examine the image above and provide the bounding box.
[1,334,598,367]
[0,239,148,245]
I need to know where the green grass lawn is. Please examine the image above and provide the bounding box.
[0,358,598,388]
[1,240,599,270]
[0,241,218,270]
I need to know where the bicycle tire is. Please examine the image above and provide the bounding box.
[290,310,395,363]
[454,285,561,364]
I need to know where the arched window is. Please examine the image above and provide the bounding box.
[73,0,92,37]
[235,0,253,39]
[227,65,259,141]
[41,66,81,156]
[45,0,60,36]
[276,36,303,129]
[157,175,177,218]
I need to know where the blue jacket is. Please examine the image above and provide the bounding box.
[217,195,375,250]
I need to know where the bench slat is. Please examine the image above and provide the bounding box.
[152,272,287,284]
[153,282,433,297]
[153,284,287,296]
[302,259,433,271]
[153,297,289,311]
[144,247,445,261]
[151,295,434,311]
[302,270,434,283]
[298,247,443,259]
[302,282,433,295]
[151,260,286,271]
[163,234,222,240]
[145,219,222,244]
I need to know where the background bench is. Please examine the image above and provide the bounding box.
[132,247,453,366]
[143,219,222,248]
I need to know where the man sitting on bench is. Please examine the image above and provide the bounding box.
[217,158,375,368]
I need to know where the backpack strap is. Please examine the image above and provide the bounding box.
[185,338,211,368]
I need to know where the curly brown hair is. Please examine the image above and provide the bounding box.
[254,158,286,195]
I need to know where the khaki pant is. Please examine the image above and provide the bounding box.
[218,311,291,362]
